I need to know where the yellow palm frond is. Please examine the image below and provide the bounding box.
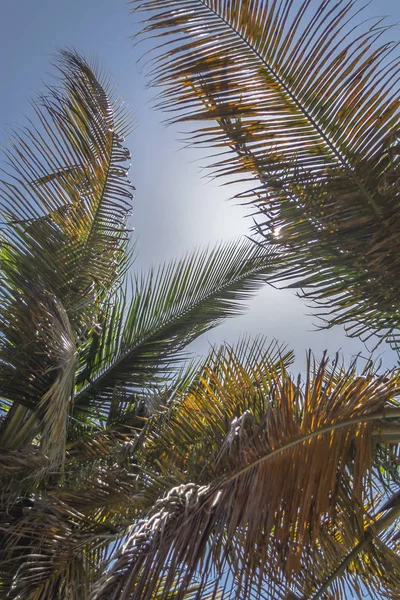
[95,341,400,599]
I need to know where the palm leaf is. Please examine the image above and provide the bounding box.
[131,0,400,347]
[1,49,133,319]
[0,390,219,600]
[1,496,106,600]
[0,403,147,598]
[73,238,284,415]
[94,342,400,599]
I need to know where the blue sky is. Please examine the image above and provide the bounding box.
[1,0,400,372]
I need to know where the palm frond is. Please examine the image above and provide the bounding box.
[0,50,134,460]
[290,498,400,600]
[132,0,400,346]
[94,342,400,599]
[111,572,224,600]
[1,49,133,313]
[0,403,224,600]
[0,496,104,600]
[74,238,284,415]
[0,410,147,598]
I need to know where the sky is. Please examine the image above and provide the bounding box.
[1,0,400,373]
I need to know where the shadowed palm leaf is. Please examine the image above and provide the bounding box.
[131,0,400,348]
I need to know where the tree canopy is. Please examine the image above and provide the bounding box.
[1,1,400,598]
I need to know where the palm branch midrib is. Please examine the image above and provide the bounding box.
[74,259,268,402]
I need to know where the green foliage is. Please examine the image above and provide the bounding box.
[74,239,284,416]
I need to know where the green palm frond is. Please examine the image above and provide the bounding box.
[1,49,133,319]
[74,239,284,415]
[132,0,400,347]
[0,50,134,461]
[0,51,132,458]
[94,342,400,600]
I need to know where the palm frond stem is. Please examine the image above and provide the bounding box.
[0,404,28,445]
[305,503,400,600]
[0,406,39,449]
[8,411,38,449]
[223,406,400,488]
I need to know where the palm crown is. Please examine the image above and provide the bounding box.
[1,0,400,598]
[94,344,400,600]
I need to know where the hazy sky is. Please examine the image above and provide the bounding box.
[1,0,400,372]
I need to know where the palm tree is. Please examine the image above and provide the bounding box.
[0,50,283,598]
[2,1,400,597]
[131,0,400,350]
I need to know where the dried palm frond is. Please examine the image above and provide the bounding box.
[94,341,400,599]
